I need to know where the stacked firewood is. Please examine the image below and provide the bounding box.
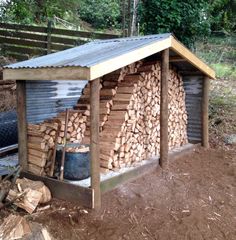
[27,123,58,176]
[81,61,142,144]
[26,60,188,175]
[26,62,141,176]
[99,61,188,170]
[27,111,88,176]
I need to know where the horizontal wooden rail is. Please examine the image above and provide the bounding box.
[0,22,119,39]
[0,22,120,60]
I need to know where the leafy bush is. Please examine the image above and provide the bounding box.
[138,0,211,48]
[78,0,121,29]
[0,0,79,24]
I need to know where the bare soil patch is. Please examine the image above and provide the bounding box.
[2,147,233,240]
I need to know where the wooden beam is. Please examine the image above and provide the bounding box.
[21,172,93,208]
[169,56,187,62]
[16,81,28,171]
[178,70,203,75]
[3,66,90,81]
[202,77,210,148]
[160,49,169,168]
[90,78,101,209]
[171,37,215,79]
[101,158,158,193]
[101,144,200,193]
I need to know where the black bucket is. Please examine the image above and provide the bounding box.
[56,148,90,180]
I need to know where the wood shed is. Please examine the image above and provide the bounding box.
[3,34,215,209]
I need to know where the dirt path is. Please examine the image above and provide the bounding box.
[18,147,234,240]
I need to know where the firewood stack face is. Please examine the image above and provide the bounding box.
[26,60,188,176]
[99,61,188,171]
[26,62,142,176]
[27,111,88,176]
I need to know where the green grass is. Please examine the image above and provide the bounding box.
[195,34,236,80]
[211,63,236,79]
[196,34,236,145]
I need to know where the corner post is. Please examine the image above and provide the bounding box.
[202,76,210,148]
[160,49,169,168]
[16,80,28,171]
[90,78,101,209]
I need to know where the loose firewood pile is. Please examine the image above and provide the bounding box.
[26,60,188,176]
[27,111,88,176]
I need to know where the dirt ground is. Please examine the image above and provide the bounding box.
[1,146,234,240]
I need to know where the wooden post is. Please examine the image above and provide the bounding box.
[16,80,28,171]
[202,76,210,148]
[160,49,169,168]
[47,20,52,54]
[90,78,101,209]
[122,0,126,37]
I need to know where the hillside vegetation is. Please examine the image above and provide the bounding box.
[196,34,236,148]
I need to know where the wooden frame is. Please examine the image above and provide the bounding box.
[101,144,200,193]
[21,172,94,208]
[202,77,210,148]
[11,39,214,209]
[4,67,90,81]
[16,80,28,171]
[160,49,169,168]
[3,35,215,82]
[90,78,101,209]
[170,37,215,79]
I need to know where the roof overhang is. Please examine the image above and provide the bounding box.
[3,35,215,81]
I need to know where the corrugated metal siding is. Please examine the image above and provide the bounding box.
[183,76,203,142]
[26,80,87,123]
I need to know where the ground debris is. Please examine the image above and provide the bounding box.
[5,178,51,214]
[0,214,31,240]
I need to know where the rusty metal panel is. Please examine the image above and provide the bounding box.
[183,76,203,142]
[26,80,87,123]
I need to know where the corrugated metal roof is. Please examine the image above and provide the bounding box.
[5,33,171,69]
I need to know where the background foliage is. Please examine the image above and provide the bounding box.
[78,0,121,29]
[138,0,210,47]
[0,0,235,46]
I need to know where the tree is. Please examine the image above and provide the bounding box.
[138,0,210,48]
[0,0,80,24]
[78,0,121,29]
[209,0,236,32]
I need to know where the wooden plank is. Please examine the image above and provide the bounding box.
[3,66,90,81]
[0,36,73,51]
[0,22,47,33]
[171,36,215,79]
[0,36,46,48]
[160,49,169,168]
[0,22,119,39]
[0,29,85,45]
[2,45,47,55]
[169,56,187,62]
[4,52,29,61]
[16,81,28,171]
[51,28,119,39]
[90,78,101,209]
[202,77,210,148]
[101,144,200,193]
[101,158,158,193]
[21,172,93,208]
